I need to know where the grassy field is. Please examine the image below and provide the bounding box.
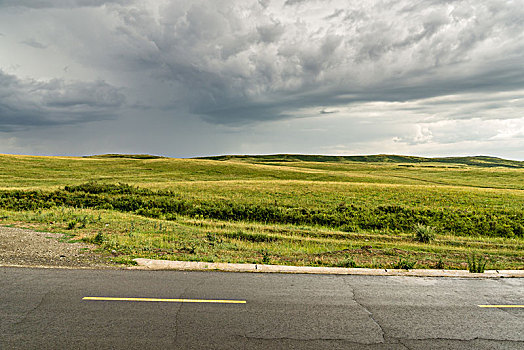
[0,153,523,270]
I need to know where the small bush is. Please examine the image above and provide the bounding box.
[467,253,487,273]
[66,220,76,230]
[392,258,416,270]
[414,223,435,243]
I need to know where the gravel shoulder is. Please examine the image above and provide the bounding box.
[0,225,119,269]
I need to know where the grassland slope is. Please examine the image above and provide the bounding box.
[0,153,522,269]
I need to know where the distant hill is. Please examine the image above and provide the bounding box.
[82,153,524,168]
[198,154,524,168]
[84,154,166,160]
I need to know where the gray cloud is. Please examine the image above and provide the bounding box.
[0,0,131,8]
[71,0,521,124]
[0,70,125,131]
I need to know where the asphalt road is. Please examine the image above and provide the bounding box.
[1,267,523,349]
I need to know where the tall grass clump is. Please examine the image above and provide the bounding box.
[467,253,487,273]
[392,258,416,270]
[414,223,436,243]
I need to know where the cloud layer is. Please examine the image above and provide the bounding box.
[0,0,523,158]
[92,0,524,123]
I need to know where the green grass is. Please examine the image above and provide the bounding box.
[0,153,522,269]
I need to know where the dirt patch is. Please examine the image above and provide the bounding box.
[0,225,119,268]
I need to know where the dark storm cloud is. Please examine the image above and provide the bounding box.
[2,0,523,129]
[87,0,523,125]
[0,70,125,131]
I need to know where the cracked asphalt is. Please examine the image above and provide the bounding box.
[1,267,523,349]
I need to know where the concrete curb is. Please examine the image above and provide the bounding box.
[133,258,524,278]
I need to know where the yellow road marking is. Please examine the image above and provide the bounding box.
[478,305,524,308]
[83,297,246,304]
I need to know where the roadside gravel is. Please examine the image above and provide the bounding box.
[0,225,118,268]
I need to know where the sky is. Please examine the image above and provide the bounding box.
[0,0,523,160]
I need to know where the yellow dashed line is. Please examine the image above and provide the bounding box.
[83,297,246,304]
[478,305,524,308]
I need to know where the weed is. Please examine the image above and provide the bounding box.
[66,220,76,230]
[467,253,487,273]
[337,255,357,268]
[78,216,88,228]
[93,232,105,244]
[261,250,271,264]
[435,258,445,269]
[414,223,435,243]
[392,258,416,270]
[111,256,138,265]
[206,232,222,246]
[224,230,278,243]
[181,244,196,254]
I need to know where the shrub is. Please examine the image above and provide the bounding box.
[1,184,523,238]
[414,223,435,243]
[135,207,163,218]
[64,182,150,195]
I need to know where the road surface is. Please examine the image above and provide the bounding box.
[1,267,523,349]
